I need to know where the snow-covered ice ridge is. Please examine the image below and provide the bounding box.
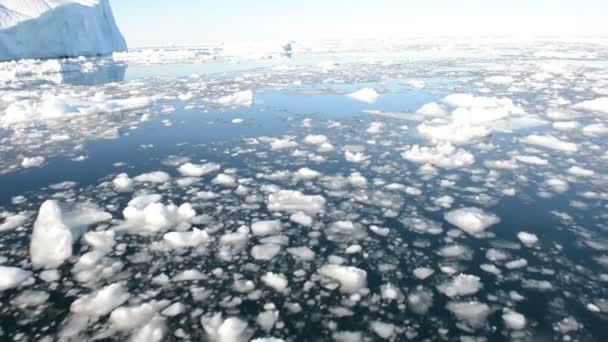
[0,39,608,341]
[0,0,126,61]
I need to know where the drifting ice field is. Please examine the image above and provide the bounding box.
[0,40,608,341]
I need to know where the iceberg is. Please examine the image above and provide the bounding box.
[0,0,126,61]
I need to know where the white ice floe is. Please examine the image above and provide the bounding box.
[0,0,126,61]
[163,228,209,248]
[294,167,321,180]
[413,267,435,280]
[70,283,129,316]
[112,173,133,192]
[0,213,28,232]
[21,156,45,168]
[251,220,282,237]
[446,301,491,329]
[287,246,315,261]
[110,302,161,331]
[134,171,171,184]
[370,321,395,339]
[178,162,220,177]
[202,314,250,342]
[437,274,482,297]
[213,90,254,107]
[344,151,370,164]
[517,232,539,247]
[402,144,475,169]
[567,166,595,177]
[514,155,548,166]
[0,266,32,291]
[417,122,491,145]
[347,88,379,104]
[261,272,288,292]
[502,311,527,330]
[444,207,500,235]
[303,135,328,146]
[115,195,195,234]
[251,243,282,261]
[318,264,367,293]
[520,135,578,152]
[267,190,326,215]
[289,211,313,226]
[30,200,111,269]
[572,97,608,115]
[545,178,569,193]
[583,123,608,136]
[212,173,237,187]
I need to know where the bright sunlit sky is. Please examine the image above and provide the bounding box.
[112,0,608,48]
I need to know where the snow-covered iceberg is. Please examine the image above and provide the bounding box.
[0,0,126,61]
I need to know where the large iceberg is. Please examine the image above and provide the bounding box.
[0,0,126,61]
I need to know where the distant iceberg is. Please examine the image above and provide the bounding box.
[0,0,126,61]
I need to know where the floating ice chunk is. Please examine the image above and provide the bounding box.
[319,265,367,293]
[520,135,578,152]
[173,270,205,282]
[164,228,209,248]
[567,166,595,177]
[117,195,194,233]
[347,172,367,188]
[545,178,569,193]
[438,274,482,297]
[583,123,608,136]
[572,97,608,115]
[505,258,528,270]
[370,321,395,339]
[480,264,501,275]
[251,338,285,342]
[413,267,435,280]
[417,122,491,145]
[134,171,171,184]
[287,246,315,261]
[110,302,159,331]
[0,213,28,232]
[344,150,369,164]
[131,316,166,342]
[212,173,237,187]
[444,207,500,235]
[267,190,326,215]
[304,135,328,146]
[83,230,115,251]
[31,200,111,269]
[112,173,133,192]
[347,88,379,104]
[214,90,253,107]
[517,232,539,247]
[446,301,491,329]
[161,302,185,317]
[289,211,313,226]
[295,167,321,180]
[417,102,448,117]
[553,121,580,131]
[514,155,548,166]
[21,156,45,168]
[408,288,434,314]
[218,226,250,261]
[434,196,454,209]
[251,220,282,237]
[232,118,244,124]
[261,272,288,292]
[178,162,220,177]
[70,283,129,316]
[0,266,32,291]
[502,311,527,330]
[402,144,475,169]
[251,244,282,261]
[367,121,384,134]
[202,314,250,342]
[269,137,298,150]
